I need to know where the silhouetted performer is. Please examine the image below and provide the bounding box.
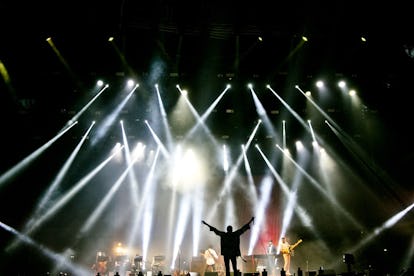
[202,217,254,276]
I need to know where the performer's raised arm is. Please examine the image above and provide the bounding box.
[202,220,217,232]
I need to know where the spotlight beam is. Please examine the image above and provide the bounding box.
[145,120,170,159]
[267,85,311,137]
[185,85,230,138]
[63,84,109,131]
[255,145,310,229]
[46,37,83,92]
[325,120,407,205]
[79,145,149,234]
[295,85,340,132]
[155,84,174,151]
[248,175,273,255]
[121,121,140,206]
[140,148,161,264]
[91,84,138,145]
[206,120,262,221]
[6,122,95,251]
[275,144,364,230]
[330,202,414,268]
[296,85,405,205]
[249,86,279,142]
[176,85,221,150]
[242,144,259,205]
[0,220,90,275]
[16,144,125,241]
[0,121,78,188]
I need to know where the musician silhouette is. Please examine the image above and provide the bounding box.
[266,240,277,276]
[202,217,254,276]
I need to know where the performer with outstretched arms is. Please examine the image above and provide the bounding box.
[202,217,254,276]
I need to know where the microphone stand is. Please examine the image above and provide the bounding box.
[178,248,181,276]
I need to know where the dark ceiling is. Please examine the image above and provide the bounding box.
[1,0,413,162]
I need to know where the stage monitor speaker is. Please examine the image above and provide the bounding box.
[205,272,218,276]
[305,272,316,276]
[318,269,336,276]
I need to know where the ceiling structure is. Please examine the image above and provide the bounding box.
[1,0,413,178]
[1,0,413,222]
[1,1,414,275]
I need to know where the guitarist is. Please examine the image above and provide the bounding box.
[202,217,254,276]
[279,237,292,276]
[279,237,303,276]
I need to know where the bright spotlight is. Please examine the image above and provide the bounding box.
[97,80,104,87]
[131,142,146,162]
[222,144,229,172]
[114,143,122,151]
[112,143,124,163]
[295,141,304,150]
[114,242,127,255]
[338,80,346,88]
[226,84,231,89]
[170,148,206,191]
[316,80,324,88]
[127,79,134,87]
[248,83,253,89]
[108,37,114,42]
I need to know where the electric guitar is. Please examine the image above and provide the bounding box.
[280,239,302,255]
